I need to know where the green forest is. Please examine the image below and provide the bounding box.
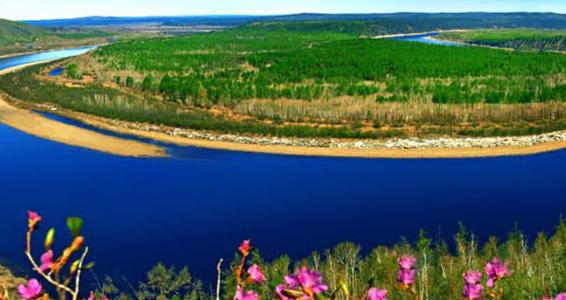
[94,28,566,107]
[2,25,566,139]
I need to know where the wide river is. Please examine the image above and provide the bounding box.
[1,43,566,287]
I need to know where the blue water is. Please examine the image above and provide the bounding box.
[0,46,95,70]
[1,46,566,291]
[48,67,64,77]
[391,32,463,47]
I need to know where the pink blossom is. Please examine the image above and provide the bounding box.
[398,255,416,270]
[247,264,266,284]
[463,283,483,300]
[485,257,512,288]
[239,240,251,256]
[556,294,566,300]
[462,270,483,299]
[28,211,41,223]
[463,270,482,285]
[368,288,388,300]
[235,288,259,300]
[285,267,328,295]
[18,279,43,300]
[28,211,42,229]
[397,255,416,287]
[397,269,416,286]
[39,250,54,272]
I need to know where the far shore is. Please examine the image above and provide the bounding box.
[2,57,566,159]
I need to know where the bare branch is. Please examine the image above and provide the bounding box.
[25,251,75,296]
[72,247,89,300]
[216,258,224,300]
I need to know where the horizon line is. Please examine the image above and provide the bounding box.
[17,11,565,21]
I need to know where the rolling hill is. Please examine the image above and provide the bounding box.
[0,18,45,47]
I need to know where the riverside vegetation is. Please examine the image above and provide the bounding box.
[438,29,566,52]
[1,24,566,140]
[4,212,566,300]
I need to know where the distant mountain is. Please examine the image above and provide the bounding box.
[0,18,45,47]
[264,12,566,30]
[24,15,265,28]
[24,13,566,30]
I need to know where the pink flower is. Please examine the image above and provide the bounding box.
[247,264,266,284]
[462,270,483,299]
[397,269,416,286]
[28,211,41,223]
[368,288,388,300]
[28,211,42,229]
[463,283,483,300]
[39,250,54,272]
[235,288,259,300]
[463,270,482,285]
[239,240,251,256]
[398,255,416,270]
[285,267,328,295]
[18,279,42,300]
[397,255,416,287]
[485,257,512,288]
[556,294,566,300]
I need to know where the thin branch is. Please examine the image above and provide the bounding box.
[73,247,89,300]
[216,258,224,300]
[25,251,75,296]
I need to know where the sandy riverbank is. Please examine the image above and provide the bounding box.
[0,66,166,158]
[0,96,166,157]
[65,114,566,158]
[2,60,566,159]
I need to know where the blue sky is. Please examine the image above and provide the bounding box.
[0,0,564,20]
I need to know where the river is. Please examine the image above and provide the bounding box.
[390,32,463,46]
[0,46,565,288]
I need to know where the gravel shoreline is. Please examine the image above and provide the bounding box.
[100,116,566,151]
